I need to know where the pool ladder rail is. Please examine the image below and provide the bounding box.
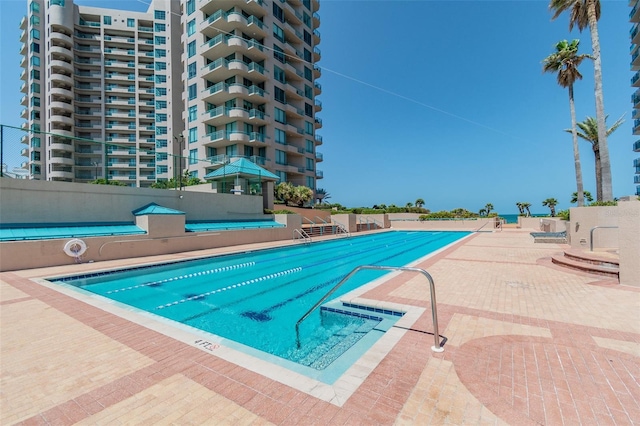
[295,265,444,353]
[293,228,312,244]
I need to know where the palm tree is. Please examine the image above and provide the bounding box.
[543,39,589,207]
[484,203,493,216]
[315,188,331,205]
[542,198,559,216]
[550,0,612,201]
[571,190,593,204]
[479,208,487,216]
[516,202,525,215]
[522,202,532,217]
[565,115,624,201]
[415,198,425,208]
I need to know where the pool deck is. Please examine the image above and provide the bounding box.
[1,228,639,425]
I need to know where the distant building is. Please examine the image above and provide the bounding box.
[632,0,640,195]
[19,0,323,191]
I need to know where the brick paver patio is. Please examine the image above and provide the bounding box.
[1,228,638,425]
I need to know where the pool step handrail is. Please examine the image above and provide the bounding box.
[293,228,312,244]
[333,220,350,237]
[589,225,618,251]
[294,265,444,353]
[365,216,383,230]
[314,216,329,225]
[475,217,498,232]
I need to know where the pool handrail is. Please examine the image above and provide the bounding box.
[332,220,351,237]
[313,216,329,225]
[294,265,444,353]
[589,225,618,251]
[475,217,498,232]
[293,228,311,244]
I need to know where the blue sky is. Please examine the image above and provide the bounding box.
[0,0,634,215]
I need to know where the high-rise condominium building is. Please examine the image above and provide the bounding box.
[632,0,640,196]
[19,0,323,191]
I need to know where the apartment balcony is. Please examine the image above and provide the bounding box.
[51,101,73,112]
[51,114,74,127]
[105,72,135,81]
[20,82,27,93]
[286,123,304,137]
[20,42,27,55]
[51,31,73,47]
[51,73,74,86]
[283,21,302,42]
[633,89,640,107]
[50,141,74,152]
[316,169,323,179]
[315,151,323,162]
[314,117,322,128]
[314,99,322,112]
[285,103,304,119]
[200,58,267,82]
[20,95,28,106]
[20,107,28,118]
[631,3,640,21]
[204,130,250,146]
[634,140,640,152]
[313,46,321,62]
[51,128,73,138]
[314,81,322,95]
[201,34,266,63]
[285,83,304,100]
[20,148,29,156]
[51,87,74,100]
[20,15,27,30]
[104,47,135,59]
[633,70,640,87]
[201,10,267,39]
[20,68,26,81]
[20,28,27,42]
[50,46,74,62]
[74,57,102,67]
[20,134,28,145]
[312,11,320,27]
[313,29,321,45]
[51,155,75,167]
[633,45,640,71]
[314,133,323,145]
[50,170,75,180]
[632,23,640,46]
[635,119,640,136]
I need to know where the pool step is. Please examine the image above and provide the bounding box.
[296,314,379,370]
[551,250,619,279]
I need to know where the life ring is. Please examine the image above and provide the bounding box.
[63,239,87,257]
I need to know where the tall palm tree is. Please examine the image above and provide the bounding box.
[522,202,532,217]
[543,39,589,207]
[550,0,612,201]
[542,198,559,216]
[571,190,593,204]
[484,203,494,215]
[415,198,425,208]
[565,115,624,201]
[516,202,525,215]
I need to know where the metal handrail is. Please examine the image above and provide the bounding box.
[293,228,311,244]
[333,220,350,237]
[313,216,329,225]
[359,216,383,230]
[294,265,444,352]
[589,226,618,251]
[367,216,383,229]
[302,217,314,225]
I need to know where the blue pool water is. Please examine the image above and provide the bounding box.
[52,231,468,374]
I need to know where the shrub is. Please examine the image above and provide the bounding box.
[557,209,570,221]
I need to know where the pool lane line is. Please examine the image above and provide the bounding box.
[155,266,303,310]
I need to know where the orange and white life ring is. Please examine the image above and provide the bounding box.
[63,239,87,257]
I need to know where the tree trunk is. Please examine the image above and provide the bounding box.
[593,145,602,202]
[568,85,585,207]
[587,0,612,201]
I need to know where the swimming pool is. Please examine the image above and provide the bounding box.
[51,231,469,382]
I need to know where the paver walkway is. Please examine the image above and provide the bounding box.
[1,229,638,425]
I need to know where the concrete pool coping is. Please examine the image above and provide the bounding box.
[2,228,638,425]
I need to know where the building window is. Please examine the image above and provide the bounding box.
[273,3,284,22]
[31,96,40,107]
[156,152,168,161]
[187,62,196,79]
[303,12,311,27]
[273,45,285,63]
[156,139,168,148]
[30,56,40,67]
[188,83,197,100]
[103,16,111,25]
[154,10,165,20]
[30,82,40,93]
[156,126,167,135]
[188,105,197,122]
[207,147,217,158]
[157,165,168,174]
[304,84,313,99]
[155,74,167,83]
[189,149,198,165]
[155,36,166,44]
[303,0,311,10]
[189,127,197,143]
[155,87,167,96]
[305,103,313,117]
[275,149,286,165]
[186,0,195,15]
[156,100,167,109]
[30,69,40,80]
[304,66,312,81]
[273,25,285,42]
[30,29,40,40]
[274,87,285,103]
[305,139,313,152]
[156,113,167,122]
[303,48,311,62]
[306,157,314,171]
[155,62,167,71]
[274,107,286,124]
[31,137,41,148]
[127,18,135,27]
[303,30,311,46]
[305,121,313,135]
[30,15,40,25]
[306,176,315,189]
[29,1,39,13]
[274,66,285,83]
[154,23,166,32]
[275,128,286,145]
[51,0,65,6]
[30,42,40,53]
[187,40,196,57]
[155,49,166,58]
[187,19,195,36]
[226,144,237,156]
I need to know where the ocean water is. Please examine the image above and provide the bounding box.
[500,214,548,224]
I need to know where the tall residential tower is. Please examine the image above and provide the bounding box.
[19,0,323,191]
[632,0,640,196]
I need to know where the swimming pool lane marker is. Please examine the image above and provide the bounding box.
[106,262,256,294]
[155,266,303,310]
